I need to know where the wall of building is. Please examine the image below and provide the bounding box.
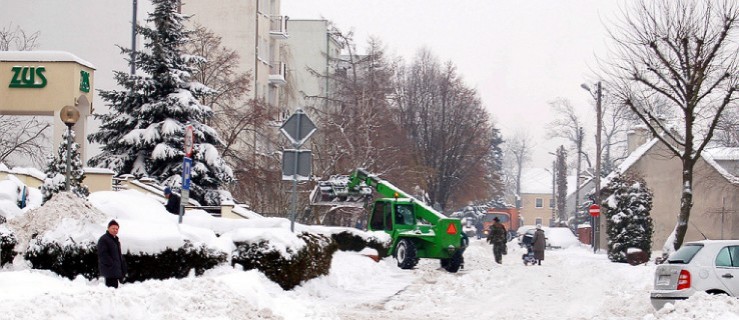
[519,193,555,227]
[284,19,340,110]
[0,54,95,161]
[614,141,738,251]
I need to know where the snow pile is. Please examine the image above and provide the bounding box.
[7,192,106,251]
[644,292,739,320]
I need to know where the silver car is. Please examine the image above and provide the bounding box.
[650,240,739,309]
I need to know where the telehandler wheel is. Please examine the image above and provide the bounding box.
[440,251,463,273]
[395,239,419,269]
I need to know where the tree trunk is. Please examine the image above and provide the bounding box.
[672,160,695,250]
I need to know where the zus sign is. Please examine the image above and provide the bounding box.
[9,66,47,88]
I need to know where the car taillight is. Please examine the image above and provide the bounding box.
[677,270,691,290]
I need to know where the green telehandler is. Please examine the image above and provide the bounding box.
[311,168,467,272]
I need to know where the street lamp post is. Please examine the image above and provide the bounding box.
[60,105,80,191]
[581,82,603,251]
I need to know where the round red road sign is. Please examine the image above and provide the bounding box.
[589,204,601,217]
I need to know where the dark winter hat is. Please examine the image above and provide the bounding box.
[164,187,172,195]
[108,219,119,228]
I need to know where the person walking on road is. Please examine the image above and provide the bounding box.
[532,224,546,265]
[486,217,507,264]
[97,219,127,288]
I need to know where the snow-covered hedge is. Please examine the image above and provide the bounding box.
[0,180,386,290]
[0,225,17,266]
[232,232,337,290]
[330,230,390,257]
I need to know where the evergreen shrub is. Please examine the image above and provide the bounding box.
[0,228,17,266]
[232,232,337,290]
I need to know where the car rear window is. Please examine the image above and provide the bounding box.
[667,244,703,264]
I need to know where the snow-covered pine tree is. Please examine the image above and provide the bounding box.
[601,173,654,263]
[41,129,89,203]
[87,0,233,205]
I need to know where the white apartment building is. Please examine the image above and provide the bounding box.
[283,19,342,111]
[181,0,289,111]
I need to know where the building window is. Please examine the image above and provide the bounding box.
[549,198,555,208]
[535,198,543,208]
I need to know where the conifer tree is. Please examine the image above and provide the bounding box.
[87,0,233,205]
[602,173,654,263]
[41,129,88,203]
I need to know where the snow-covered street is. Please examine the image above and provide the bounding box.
[2,235,737,320]
[327,240,655,320]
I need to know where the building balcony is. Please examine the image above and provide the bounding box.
[269,16,289,39]
[269,61,287,86]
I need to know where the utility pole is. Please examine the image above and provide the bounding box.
[131,0,137,76]
[574,126,583,226]
[581,82,604,251]
[551,160,556,223]
[594,82,603,251]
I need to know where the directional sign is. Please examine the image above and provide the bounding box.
[280,109,316,147]
[282,149,312,181]
[182,157,193,191]
[589,204,601,217]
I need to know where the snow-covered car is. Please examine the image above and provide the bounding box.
[650,240,739,310]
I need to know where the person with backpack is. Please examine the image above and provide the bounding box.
[486,217,507,264]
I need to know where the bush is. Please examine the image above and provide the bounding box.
[25,237,227,281]
[25,239,98,280]
[124,241,227,282]
[0,228,17,266]
[232,232,337,290]
[331,231,390,257]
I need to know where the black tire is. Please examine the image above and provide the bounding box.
[441,251,464,273]
[395,239,418,269]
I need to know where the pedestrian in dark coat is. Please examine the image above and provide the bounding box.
[532,224,546,265]
[486,217,507,264]
[164,187,181,215]
[97,219,127,288]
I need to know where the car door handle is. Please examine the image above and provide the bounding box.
[722,274,734,279]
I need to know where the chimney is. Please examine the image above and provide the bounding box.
[627,125,649,153]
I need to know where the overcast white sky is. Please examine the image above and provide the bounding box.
[0,0,624,169]
[282,0,623,168]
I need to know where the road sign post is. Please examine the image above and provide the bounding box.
[589,204,600,253]
[280,109,316,232]
[178,125,194,224]
[179,157,192,224]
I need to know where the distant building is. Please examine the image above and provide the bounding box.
[518,168,556,227]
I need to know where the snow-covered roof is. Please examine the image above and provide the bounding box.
[600,138,739,188]
[520,167,553,194]
[83,167,115,175]
[1,166,46,181]
[702,151,739,185]
[601,138,660,187]
[0,50,96,69]
[703,147,739,161]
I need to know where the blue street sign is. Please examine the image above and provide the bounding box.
[182,157,192,191]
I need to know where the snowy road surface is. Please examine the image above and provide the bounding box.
[325,239,655,320]
[1,238,737,319]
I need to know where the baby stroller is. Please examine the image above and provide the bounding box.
[520,233,537,266]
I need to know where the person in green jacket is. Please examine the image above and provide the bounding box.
[486,217,507,264]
